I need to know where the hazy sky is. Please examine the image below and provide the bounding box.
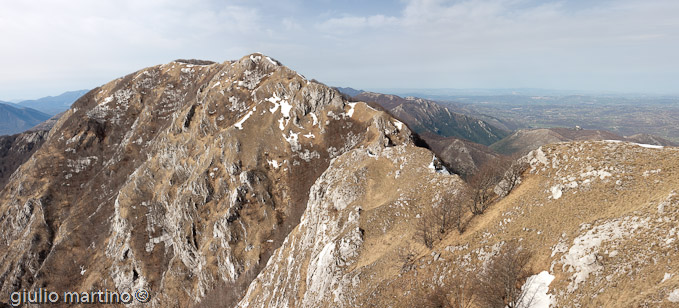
[1,0,678,99]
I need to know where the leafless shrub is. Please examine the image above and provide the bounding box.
[433,189,469,234]
[423,285,453,308]
[398,245,418,273]
[416,213,436,249]
[474,240,534,308]
[420,273,476,308]
[467,162,504,215]
[498,156,529,196]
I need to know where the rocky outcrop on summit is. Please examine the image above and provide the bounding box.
[0,54,433,307]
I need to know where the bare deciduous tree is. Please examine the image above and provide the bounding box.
[397,245,418,273]
[449,273,476,308]
[497,156,529,197]
[467,162,504,215]
[416,213,436,249]
[474,240,534,308]
[433,189,469,234]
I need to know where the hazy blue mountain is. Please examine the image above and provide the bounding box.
[18,89,89,115]
[335,87,364,97]
[0,103,51,135]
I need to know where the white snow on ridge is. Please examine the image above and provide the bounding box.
[280,100,293,118]
[604,140,664,149]
[346,103,357,117]
[428,155,449,174]
[637,143,664,149]
[235,106,256,130]
[394,120,403,130]
[518,271,555,308]
[266,94,282,112]
[265,56,277,65]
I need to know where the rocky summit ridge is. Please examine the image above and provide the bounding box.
[1,53,678,308]
[0,53,459,307]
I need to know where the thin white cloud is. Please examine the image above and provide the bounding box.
[1,0,678,98]
[318,14,399,33]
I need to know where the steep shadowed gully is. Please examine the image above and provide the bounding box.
[2,54,679,308]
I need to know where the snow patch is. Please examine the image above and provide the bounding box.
[393,120,403,130]
[283,131,300,151]
[518,271,555,308]
[265,56,277,65]
[266,94,282,113]
[346,102,357,117]
[550,185,563,199]
[281,99,293,118]
[234,106,256,130]
[267,160,280,169]
[428,155,448,174]
[669,289,679,303]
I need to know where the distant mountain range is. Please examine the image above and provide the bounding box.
[0,103,51,135]
[15,89,89,115]
[334,86,364,97]
[490,127,678,155]
[0,90,88,136]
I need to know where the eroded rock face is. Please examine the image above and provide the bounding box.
[0,130,48,190]
[238,145,464,307]
[0,54,423,307]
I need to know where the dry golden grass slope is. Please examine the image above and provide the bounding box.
[241,140,679,307]
[374,140,679,307]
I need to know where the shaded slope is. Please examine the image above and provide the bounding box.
[354,92,509,146]
[0,130,48,190]
[419,131,499,178]
[491,127,622,155]
[0,103,51,135]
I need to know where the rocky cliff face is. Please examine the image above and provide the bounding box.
[0,130,48,190]
[0,54,444,307]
